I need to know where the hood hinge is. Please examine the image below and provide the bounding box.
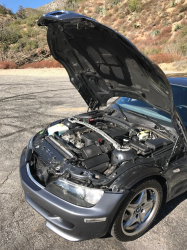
[87,98,99,112]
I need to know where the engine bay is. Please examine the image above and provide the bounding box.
[30,111,174,188]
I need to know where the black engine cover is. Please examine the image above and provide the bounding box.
[83,154,109,170]
[81,145,102,159]
[81,132,104,146]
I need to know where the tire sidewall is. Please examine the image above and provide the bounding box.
[111,179,163,242]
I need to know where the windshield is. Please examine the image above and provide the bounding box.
[116,97,171,122]
[116,83,187,127]
[171,84,187,127]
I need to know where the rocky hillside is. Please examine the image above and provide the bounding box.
[36,0,67,13]
[0,0,187,68]
[0,6,50,65]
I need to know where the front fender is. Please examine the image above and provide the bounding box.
[110,165,162,191]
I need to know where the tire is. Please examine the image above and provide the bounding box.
[111,179,163,242]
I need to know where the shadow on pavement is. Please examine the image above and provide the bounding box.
[151,191,187,229]
[101,190,187,239]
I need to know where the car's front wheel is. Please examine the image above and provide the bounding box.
[111,179,163,242]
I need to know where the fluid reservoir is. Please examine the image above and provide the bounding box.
[48,124,69,136]
[111,148,136,165]
[138,130,149,141]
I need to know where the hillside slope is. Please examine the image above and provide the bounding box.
[0,0,187,68]
[37,0,67,13]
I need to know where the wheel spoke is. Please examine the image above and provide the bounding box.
[143,200,154,211]
[121,186,159,236]
[139,210,146,222]
[124,215,137,229]
[135,190,148,206]
[126,203,137,214]
[140,190,148,204]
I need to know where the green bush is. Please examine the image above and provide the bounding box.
[11,39,26,52]
[0,5,13,16]
[179,25,187,55]
[0,5,7,15]
[108,0,121,5]
[105,11,113,18]
[0,27,21,45]
[128,0,142,12]
[20,30,28,38]
[99,7,105,16]
[27,16,37,27]
[95,5,100,14]
[179,13,184,20]
[174,24,181,31]
[171,1,175,7]
[12,20,21,26]
[0,42,9,52]
[64,0,84,11]
[143,47,161,56]
[25,40,38,50]
[180,43,187,55]
[119,25,125,34]
[152,29,160,36]
[181,25,187,37]
[118,13,123,19]
[15,5,26,19]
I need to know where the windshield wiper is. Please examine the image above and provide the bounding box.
[124,109,173,138]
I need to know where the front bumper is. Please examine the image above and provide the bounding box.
[20,148,129,241]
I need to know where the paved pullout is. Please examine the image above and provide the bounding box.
[0,71,187,250]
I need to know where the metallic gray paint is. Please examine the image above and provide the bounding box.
[20,150,129,241]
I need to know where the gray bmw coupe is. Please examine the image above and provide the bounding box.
[20,11,187,242]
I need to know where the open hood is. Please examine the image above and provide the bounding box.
[38,11,174,116]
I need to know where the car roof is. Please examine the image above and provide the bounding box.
[167,75,187,87]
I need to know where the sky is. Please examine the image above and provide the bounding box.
[0,0,53,13]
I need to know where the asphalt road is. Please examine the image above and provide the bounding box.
[1,74,187,250]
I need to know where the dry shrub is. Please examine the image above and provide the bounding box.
[87,8,92,14]
[21,60,63,69]
[129,33,136,41]
[102,15,108,21]
[179,3,187,13]
[113,6,119,13]
[110,16,117,22]
[0,61,17,69]
[116,19,125,26]
[148,53,181,64]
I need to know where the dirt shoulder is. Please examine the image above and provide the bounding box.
[0,65,186,77]
[0,68,68,77]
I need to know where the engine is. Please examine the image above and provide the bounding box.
[32,115,172,184]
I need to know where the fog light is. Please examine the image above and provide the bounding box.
[84,217,106,223]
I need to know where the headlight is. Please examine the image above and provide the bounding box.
[45,178,104,208]
[25,136,34,162]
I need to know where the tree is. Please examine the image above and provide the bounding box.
[16,5,26,19]
[0,18,8,60]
